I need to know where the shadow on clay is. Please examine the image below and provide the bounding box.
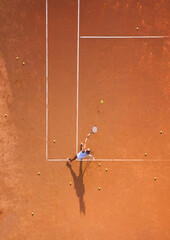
[66,159,92,215]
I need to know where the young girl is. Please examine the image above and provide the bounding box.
[67,133,91,162]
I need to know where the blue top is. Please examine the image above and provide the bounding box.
[77,150,87,159]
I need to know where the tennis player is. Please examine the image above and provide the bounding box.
[67,133,91,163]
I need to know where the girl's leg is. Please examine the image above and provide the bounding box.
[70,155,77,162]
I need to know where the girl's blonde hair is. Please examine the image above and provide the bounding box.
[87,151,94,160]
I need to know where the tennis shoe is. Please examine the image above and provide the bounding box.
[67,158,72,163]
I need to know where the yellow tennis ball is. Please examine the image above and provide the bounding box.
[53,139,56,143]
[69,182,72,185]
[160,130,162,134]
[32,212,34,216]
[22,62,25,65]
[98,186,101,190]
[100,100,103,103]
[5,114,7,118]
[16,57,19,60]
[145,153,147,156]
[38,172,40,175]
[136,26,139,30]
[154,177,156,181]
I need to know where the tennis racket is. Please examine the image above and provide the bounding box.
[90,126,98,135]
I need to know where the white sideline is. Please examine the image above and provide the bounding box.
[76,0,80,154]
[46,0,48,161]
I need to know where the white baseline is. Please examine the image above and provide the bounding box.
[80,36,169,39]
[47,159,170,162]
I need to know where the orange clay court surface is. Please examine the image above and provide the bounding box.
[0,0,170,239]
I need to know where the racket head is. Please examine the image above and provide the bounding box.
[91,126,98,133]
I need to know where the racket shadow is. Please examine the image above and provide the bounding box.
[66,159,92,215]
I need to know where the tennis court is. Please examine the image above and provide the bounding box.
[0,0,170,239]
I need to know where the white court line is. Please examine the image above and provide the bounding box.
[48,159,170,162]
[76,0,80,154]
[46,0,48,161]
[80,36,169,39]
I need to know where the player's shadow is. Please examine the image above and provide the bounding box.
[66,160,91,215]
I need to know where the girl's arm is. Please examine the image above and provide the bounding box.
[82,133,90,151]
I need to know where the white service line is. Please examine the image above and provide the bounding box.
[46,0,48,161]
[47,159,170,162]
[80,36,169,39]
[76,0,80,154]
